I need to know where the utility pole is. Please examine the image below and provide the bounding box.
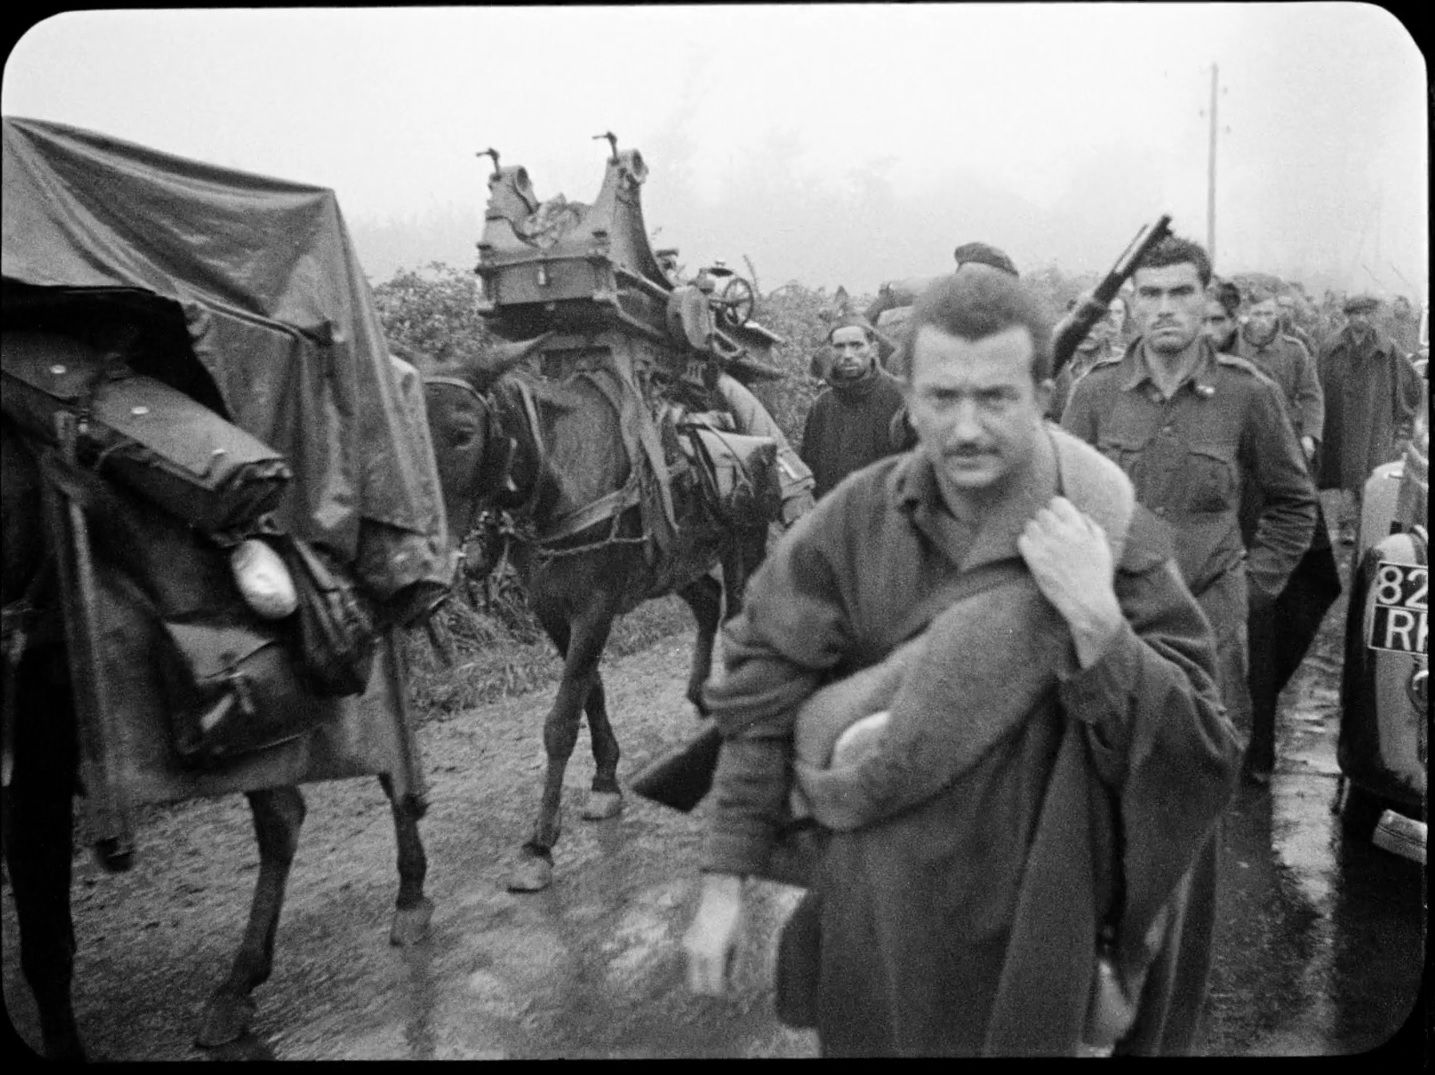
[1207,63,1218,266]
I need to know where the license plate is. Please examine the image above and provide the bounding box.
[1368,562,1428,654]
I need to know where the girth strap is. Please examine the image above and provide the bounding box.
[540,479,643,543]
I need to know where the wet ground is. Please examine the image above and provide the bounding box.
[3,543,1426,1060]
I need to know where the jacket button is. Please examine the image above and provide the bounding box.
[1154,506,1167,517]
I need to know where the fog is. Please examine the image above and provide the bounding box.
[3,5,1427,298]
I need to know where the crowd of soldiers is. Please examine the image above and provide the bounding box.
[681,234,1426,1057]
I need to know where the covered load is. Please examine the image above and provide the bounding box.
[2,116,450,618]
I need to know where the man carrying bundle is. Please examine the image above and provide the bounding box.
[684,268,1240,1056]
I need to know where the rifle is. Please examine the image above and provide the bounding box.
[1051,213,1172,377]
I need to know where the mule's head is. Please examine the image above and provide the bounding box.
[407,334,551,568]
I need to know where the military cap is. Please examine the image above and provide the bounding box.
[1343,294,1379,314]
[952,241,1019,277]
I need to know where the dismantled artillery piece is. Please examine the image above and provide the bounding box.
[471,136,814,557]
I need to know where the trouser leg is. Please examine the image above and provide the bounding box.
[1244,598,1279,776]
[1197,567,1252,738]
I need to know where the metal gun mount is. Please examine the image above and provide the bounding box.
[472,140,785,382]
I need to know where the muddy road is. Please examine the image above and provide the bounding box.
[3,554,1426,1060]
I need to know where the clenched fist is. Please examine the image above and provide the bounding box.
[1016,496,1123,669]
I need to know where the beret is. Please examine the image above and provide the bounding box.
[1344,294,1379,314]
[952,241,1019,277]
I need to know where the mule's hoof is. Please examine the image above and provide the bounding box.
[580,790,623,821]
[390,896,435,946]
[506,851,554,893]
[195,991,255,1048]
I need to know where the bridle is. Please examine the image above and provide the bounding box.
[422,375,505,547]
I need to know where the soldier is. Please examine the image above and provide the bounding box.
[1202,281,1242,353]
[1062,235,1317,777]
[1386,294,1421,358]
[1233,290,1338,783]
[1047,294,1127,421]
[1276,293,1317,357]
[1315,293,1424,544]
[1237,290,1323,465]
[799,314,907,500]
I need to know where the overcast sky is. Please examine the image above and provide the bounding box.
[2,4,1427,298]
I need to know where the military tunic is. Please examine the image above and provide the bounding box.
[1062,339,1317,728]
[1236,330,1324,445]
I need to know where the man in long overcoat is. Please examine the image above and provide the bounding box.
[1316,293,1424,539]
[684,269,1239,1056]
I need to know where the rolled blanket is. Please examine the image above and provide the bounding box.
[790,426,1135,832]
[793,576,1066,830]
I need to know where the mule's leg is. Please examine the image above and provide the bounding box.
[3,662,85,1060]
[509,596,620,893]
[196,786,305,1048]
[379,773,433,946]
[579,670,622,821]
[676,575,723,717]
[720,524,769,624]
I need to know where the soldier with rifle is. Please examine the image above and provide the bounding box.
[1062,234,1317,782]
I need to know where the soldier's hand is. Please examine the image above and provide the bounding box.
[1018,496,1124,669]
[684,873,745,996]
[1300,435,1317,461]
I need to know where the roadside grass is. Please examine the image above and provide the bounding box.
[400,585,692,720]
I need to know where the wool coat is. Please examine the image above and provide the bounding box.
[1316,327,1424,492]
[702,429,1239,1056]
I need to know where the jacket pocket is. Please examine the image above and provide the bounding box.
[1096,436,1144,476]
[1185,446,1237,514]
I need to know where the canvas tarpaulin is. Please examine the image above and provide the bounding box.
[1,116,448,609]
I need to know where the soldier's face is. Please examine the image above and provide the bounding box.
[1246,299,1280,342]
[1203,301,1235,347]
[906,325,1050,500]
[1133,263,1206,356]
[1348,310,1374,334]
[829,326,875,379]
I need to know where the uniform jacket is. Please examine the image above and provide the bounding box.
[702,430,1238,1056]
[1061,338,1317,606]
[1048,341,1119,423]
[1315,327,1424,493]
[799,366,907,499]
[1236,330,1325,445]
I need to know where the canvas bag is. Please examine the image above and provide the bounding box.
[681,424,782,529]
[262,534,378,698]
[2,330,292,535]
[35,446,334,769]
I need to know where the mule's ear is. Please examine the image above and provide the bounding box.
[471,331,555,390]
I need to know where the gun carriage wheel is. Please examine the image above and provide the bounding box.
[714,276,755,328]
